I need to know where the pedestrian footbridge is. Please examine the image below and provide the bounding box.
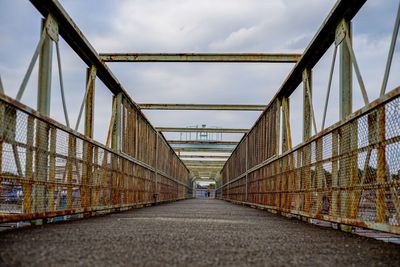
[1,0,400,265]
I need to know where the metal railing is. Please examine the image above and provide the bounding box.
[216,0,400,234]
[217,88,400,234]
[0,0,191,223]
[0,94,190,222]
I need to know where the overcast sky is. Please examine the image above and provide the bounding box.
[0,0,399,147]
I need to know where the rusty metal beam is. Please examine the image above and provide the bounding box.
[194,173,218,177]
[187,168,223,172]
[156,127,248,133]
[188,168,222,172]
[179,155,230,159]
[168,140,238,146]
[139,103,265,111]
[85,67,96,138]
[192,178,216,183]
[35,19,52,214]
[99,53,301,63]
[174,147,234,153]
[183,160,226,166]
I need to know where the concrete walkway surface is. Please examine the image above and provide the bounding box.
[1,198,400,266]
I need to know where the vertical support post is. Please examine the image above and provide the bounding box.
[245,136,248,202]
[330,129,339,217]
[37,20,53,116]
[337,21,357,231]
[273,99,282,209]
[81,139,91,209]
[339,20,352,120]
[135,112,139,159]
[281,96,291,211]
[316,137,323,215]
[303,69,312,141]
[23,117,34,213]
[85,67,96,139]
[275,99,281,156]
[295,149,302,212]
[281,96,292,152]
[92,146,99,207]
[302,69,312,214]
[48,127,56,211]
[35,19,53,213]
[376,106,386,222]
[82,67,96,210]
[338,20,353,223]
[101,149,109,206]
[155,133,159,203]
[347,118,359,219]
[112,93,122,152]
[66,136,75,210]
[110,93,122,207]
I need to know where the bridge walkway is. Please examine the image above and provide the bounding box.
[0,198,399,266]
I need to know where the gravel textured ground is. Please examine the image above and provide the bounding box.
[0,198,400,266]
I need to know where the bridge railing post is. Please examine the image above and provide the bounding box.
[82,67,96,210]
[22,116,34,214]
[337,20,354,228]
[275,98,281,157]
[330,129,339,218]
[110,93,122,206]
[34,18,54,215]
[281,96,291,211]
[302,68,312,214]
[155,133,159,203]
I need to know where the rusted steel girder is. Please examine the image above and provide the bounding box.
[187,167,222,171]
[139,103,265,111]
[174,147,233,153]
[179,155,230,159]
[99,53,301,63]
[156,127,248,133]
[168,140,238,146]
[183,160,226,166]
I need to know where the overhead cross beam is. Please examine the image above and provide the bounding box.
[188,168,224,172]
[171,142,236,152]
[99,53,301,63]
[156,127,248,133]
[139,103,265,111]
[192,178,216,183]
[179,155,230,159]
[183,160,226,166]
[174,147,234,153]
[168,140,238,146]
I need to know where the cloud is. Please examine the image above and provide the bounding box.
[0,0,398,145]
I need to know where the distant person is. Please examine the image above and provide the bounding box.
[204,190,208,198]
[207,187,211,198]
